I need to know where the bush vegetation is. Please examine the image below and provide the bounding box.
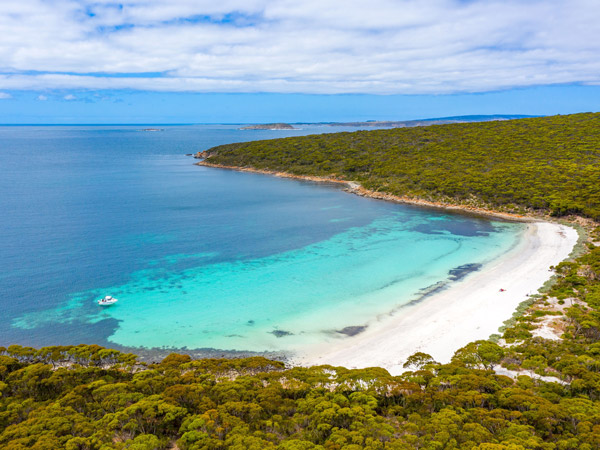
[205,113,600,219]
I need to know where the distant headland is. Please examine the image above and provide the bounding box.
[240,123,296,130]
[324,114,536,128]
[237,115,535,131]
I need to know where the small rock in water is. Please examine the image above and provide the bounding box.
[448,263,482,281]
[270,329,293,338]
[336,325,367,336]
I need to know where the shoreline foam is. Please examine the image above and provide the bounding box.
[197,161,579,375]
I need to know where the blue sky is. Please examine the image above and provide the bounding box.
[1,1,599,123]
[1,86,599,124]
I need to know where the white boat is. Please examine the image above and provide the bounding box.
[98,295,118,306]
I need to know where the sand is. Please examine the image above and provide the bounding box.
[293,222,578,375]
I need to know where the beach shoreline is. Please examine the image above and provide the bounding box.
[197,160,580,374]
[292,221,578,374]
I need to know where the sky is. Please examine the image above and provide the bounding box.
[0,0,599,123]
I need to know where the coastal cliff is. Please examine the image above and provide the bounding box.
[193,150,211,159]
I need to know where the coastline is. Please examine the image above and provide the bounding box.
[292,221,578,374]
[196,161,535,222]
[197,160,579,374]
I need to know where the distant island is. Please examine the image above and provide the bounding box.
[240,123,296,130]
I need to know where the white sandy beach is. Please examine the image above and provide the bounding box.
[294,221,578,375]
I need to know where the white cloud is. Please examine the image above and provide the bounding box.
[37,94,47,100]
[0,92,11,98]
[63,94,76,100]
[0,0,599,94]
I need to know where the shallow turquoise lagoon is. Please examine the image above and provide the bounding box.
[105,214,522,352]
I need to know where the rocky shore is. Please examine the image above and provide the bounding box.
[196,160,535,222]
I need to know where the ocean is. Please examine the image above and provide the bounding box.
[0,124,525,356]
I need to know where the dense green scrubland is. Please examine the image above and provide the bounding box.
[3,114,600,449]
[204,113,600,219]
[1,237,600,449]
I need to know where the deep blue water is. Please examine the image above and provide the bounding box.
[0,125,524,354]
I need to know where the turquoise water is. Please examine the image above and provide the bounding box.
[0,125,524,354]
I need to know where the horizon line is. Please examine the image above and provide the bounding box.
[0,114,542,127]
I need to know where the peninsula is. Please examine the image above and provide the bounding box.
[202,113,600,220]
